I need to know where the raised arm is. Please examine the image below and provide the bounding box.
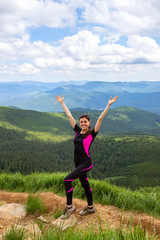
[56,95,76,129]
[94,96,118,133]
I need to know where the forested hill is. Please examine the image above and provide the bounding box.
[0,106,160,136]
[0,106,160,189]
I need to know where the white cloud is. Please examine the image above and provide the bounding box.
[127,35,159,51]
[32,31,160,72]
[127,35,160,63]
[80,0,160,35]
[82,0,110,25]
[0,0,160,81]
[103,33,121,44]
[1,30,160,77]
[0,63,40,75]
[0,0,77,40]
[16,63,40,75]
[1,0,160,40]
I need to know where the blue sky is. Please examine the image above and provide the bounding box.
[0,0,160,82]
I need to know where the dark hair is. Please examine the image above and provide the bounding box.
[79,114,91,136]
[79,114,90,121]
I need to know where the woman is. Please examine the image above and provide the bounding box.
[56,95,118,219]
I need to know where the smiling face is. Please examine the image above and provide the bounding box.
[79,117,91,132]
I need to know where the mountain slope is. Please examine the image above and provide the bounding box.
[0,106,160,188]
[0,106,160,135]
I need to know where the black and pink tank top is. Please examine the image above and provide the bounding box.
[73,124,98,163]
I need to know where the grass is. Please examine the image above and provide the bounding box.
[38,224,158,240]
[3,221,159,240]
[52,207,63,219]
[0,172,160,218]
[3,225,28,240]
[26,194,47,215]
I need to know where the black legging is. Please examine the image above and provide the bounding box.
[64,162,93,206]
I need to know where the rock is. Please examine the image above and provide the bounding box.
[52,215,77,230]
[0,203,26,220]
[37,215,48,223]
[0,201,6,206]
[25,223,41,239]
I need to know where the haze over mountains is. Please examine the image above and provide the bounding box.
[0,81,159,114]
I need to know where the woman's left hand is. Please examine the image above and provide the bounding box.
[108,96,118,107]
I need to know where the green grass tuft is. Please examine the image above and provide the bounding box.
[26,194,47,215]
[4,225,28,240]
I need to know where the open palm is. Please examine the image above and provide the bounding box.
[56,95,64,103]
[108,96,118,107]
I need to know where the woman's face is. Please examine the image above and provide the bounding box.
[79,117,91,131]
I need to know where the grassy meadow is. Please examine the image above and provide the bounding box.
[4,221,159,240]
[0,172,160,217]
[1,172,160,239]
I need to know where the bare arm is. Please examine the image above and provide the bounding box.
[56,95,76,129]
[94,96,118,133]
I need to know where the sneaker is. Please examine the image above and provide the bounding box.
[78,205,96,216]
[60,205,76,219]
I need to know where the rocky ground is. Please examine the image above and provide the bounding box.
[0,190,160,239]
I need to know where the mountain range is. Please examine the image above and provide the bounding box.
[0,81,159,114]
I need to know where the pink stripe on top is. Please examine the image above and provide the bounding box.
[75,132,78,138]
[64,179,75,182]
[83,134,93,158]
[81,164,93,171]
[66,187,73,193]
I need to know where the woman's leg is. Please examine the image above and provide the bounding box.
[64,162,93,206]
[79,174,93,206]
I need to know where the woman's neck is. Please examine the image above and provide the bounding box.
[80,128,89,134]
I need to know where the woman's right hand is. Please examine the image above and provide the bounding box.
[56,95,64,103]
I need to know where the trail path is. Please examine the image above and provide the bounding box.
[0,190,160,237]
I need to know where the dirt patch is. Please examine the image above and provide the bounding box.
[0,190,160,237]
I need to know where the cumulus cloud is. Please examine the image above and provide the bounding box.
[1,0,160,40]
[32,30,160,72]
[0,0,160,81]
[80,0,160,35]
[16,63,40,75]
[0,63,40,75]
[0,0,77,39]
[1,29,160,77]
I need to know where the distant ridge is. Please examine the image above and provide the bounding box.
[0,81,159,114]
[8,106,21,109]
